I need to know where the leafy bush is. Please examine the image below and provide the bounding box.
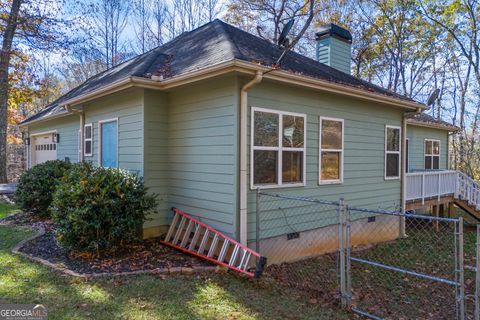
[15,160,72,217]
[50,162,157,254]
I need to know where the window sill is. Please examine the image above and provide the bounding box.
[251,182,305,190]
[319,180,343,185]
[384,176,400,181]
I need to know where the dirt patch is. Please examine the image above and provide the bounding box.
[264,252,341,306]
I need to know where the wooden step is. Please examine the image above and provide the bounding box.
[454,199,480,222]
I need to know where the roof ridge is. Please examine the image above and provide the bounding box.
[211,19,244,60]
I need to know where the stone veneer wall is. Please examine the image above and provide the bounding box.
[7,144,26,182]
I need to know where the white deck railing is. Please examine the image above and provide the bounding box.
[406,170,480,210]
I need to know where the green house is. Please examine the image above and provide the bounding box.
[20,20,463,259]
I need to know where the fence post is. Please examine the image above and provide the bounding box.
[458,217,465,320]
[338,198,347,308]
[345,202,352,308]
[255,188,260,253]
[475,224,480,320]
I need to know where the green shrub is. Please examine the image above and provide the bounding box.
[50,162,157,254]
[15,160,72,217]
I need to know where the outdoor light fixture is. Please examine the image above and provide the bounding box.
[22,133,30,145]
[52,133,60,143]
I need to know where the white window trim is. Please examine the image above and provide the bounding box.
[319,116,344,185]
[424,139,441,170]
[250,107,306,189]
[98,118,119,168]
[84,123,93,157]
[385,125,401,180]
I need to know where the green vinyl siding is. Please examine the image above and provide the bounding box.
[316,37,351,74]
[143,89,169,228]
[246,80,403,241]
[28,115,80,166]
[407,125,449,171]
[83,88,144,175]
[166,77,238,237]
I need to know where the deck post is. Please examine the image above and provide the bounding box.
[455,171,459,199]
[475,224,480,320]
[433,205,439,232]
[422,172,425,205]
[438,173,442,201]
[449,202,455,218]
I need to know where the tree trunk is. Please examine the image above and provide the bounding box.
[0,0,22,183]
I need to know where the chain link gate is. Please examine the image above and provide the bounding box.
[342,206,466,319]
[255,191,480,319]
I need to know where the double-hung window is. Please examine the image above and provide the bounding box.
[319,117,344,184]
[99,119,118,168]
[385,125,401,179]
[84,123,93,156]
[425,139,440,170]
[251,107,306,188]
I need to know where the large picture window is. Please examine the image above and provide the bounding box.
[319,117,344,184]
[425,139,440,170]
[84,123,93,156]
[251,107,306,188]
[385,125,401,179]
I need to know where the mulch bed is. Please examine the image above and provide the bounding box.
[2,212,213,275]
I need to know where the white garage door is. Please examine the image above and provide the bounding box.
[32,133,57,166]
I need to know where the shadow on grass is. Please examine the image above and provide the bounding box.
[0,226,351,320]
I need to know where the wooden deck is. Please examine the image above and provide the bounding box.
[406,170,480,221]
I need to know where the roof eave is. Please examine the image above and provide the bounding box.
[22,59,426,127]
[19,110,71,128]
[231,60,425,111]
[406,120,460,132]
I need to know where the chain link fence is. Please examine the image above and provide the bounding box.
[255,191,480,319]
[464,225,480,320]
[256,192,341,303]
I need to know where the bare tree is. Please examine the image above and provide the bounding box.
[225,0,320,56]
[87,0,129,68]
[147,0,169,48]
[132,0,148,54]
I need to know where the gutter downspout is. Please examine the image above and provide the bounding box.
[239,71,263,246]
[66,105,85,162]
[401,107,422,237]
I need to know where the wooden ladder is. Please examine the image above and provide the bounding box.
[160,207,266,277]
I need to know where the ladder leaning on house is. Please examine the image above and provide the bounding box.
[160,207,267,277]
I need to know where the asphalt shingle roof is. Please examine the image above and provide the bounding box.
[406,112,459,131]
[23,19,421,125]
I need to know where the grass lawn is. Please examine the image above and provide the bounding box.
[0,225,350,320]
[0,201,18,219]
